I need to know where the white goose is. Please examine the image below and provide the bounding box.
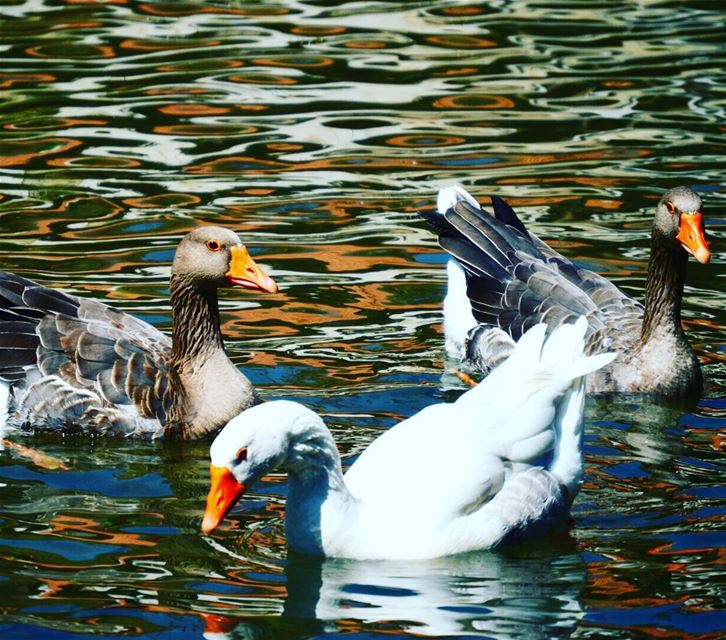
[202,317,615,560]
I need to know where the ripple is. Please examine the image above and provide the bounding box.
[0,1,723,639]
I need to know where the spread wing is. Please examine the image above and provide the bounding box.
[420,194,644,359]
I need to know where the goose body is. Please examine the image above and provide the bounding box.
[422,186,711,398]
[0,226,277,439]
[202,318,615,560]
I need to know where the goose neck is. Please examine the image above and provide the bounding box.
[641,229,687,344]
[283,426,355,556]
[170,273,224,365]
[286,429,347,494]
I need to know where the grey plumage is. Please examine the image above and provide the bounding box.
[422,187,709,398]
[0,226,277,438]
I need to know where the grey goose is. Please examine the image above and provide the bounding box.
[0,226,277,439]
[420,186,711,398]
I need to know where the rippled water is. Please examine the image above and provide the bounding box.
[0,1,724,638]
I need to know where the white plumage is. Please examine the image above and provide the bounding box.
[203,317,615,560]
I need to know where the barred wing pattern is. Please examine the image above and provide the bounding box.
[420,195,644,387]
[0,271,175,436]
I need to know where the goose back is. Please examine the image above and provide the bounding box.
[0,271,176,436]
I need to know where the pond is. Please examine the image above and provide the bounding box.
[0,1,724,638]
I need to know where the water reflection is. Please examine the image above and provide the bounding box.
[204,545,586,639]
[0,0,724,638]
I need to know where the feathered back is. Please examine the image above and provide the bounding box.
[419,186,644,382]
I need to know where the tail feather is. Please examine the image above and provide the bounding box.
[437,184,481,213]
[443,259,478,358]
[490,194,530,239]
[549,381,586,502]
[456,318,615,505]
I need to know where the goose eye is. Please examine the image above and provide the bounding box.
[665,201,675,215]
[235,447,247,464]
[206,240,221,252]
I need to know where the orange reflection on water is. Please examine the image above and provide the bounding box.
[433,94,514,109]
[515,148,650,167]
[266,244,419,274]
[158,104,231,116]
[603,80,635,88]
[4,117,107,131]
[584,199,622,210]
[441,5,486,15]
[184,155,421,175]
[0,138,82,167]
[123,193,202,209]
[156,60,242,73]
[47,156,141,169]
[433,66,480,77]
[344,41,389,49]
[67,0,127,4]
[139,2,289,17]
[425,35,496,48]
[121,38,222,51]
[190,149,648,178]
[386,134,466,148]
[588,561,674,605]
[501,176,637,188]
[0,72,55,88]
[153,124,258,137]
[228,73,298,86]
[26,44,115,59]
[251,300,362,329]
[40,515,156,548]
[253,56,335,69]
[145,86,223,96]
[291,25,346,36]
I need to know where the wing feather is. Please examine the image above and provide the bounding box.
[0,270,172,431]
[418,189,644,373]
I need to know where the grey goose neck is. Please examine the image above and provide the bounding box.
[170,272,224,365]
[641,228,688,346]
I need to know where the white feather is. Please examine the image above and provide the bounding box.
[443,258,478,358]
[437,184,481,214]
[437,185,483,358]
[208,319,615,559]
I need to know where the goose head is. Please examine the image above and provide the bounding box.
[172,226,278,293]
[201,400,324,534]
[653,187,710,264]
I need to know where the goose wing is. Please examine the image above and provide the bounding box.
[0,271,174,434]
[421,193,644,356]
[343,401,510,525]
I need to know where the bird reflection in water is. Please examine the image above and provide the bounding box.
[199,541,586,639]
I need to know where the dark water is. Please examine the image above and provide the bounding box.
[0,1,724,638]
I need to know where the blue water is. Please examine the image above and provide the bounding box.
[0,1,724,638]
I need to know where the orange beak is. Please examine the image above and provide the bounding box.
[676,212,711,264]
[201,464,246,535]
[226,245,278,293]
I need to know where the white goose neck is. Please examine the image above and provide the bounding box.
[286,424,346,493]
[281,414,357,556]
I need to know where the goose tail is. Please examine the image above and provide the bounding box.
[539,317,616,501]
[443,258,478,358]
[458,317,615,503]
[435,186,483,358]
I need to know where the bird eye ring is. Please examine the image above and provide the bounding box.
[665,201,675,215]
[235,447,247,463]
[206,240,221,252]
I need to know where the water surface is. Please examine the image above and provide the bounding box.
[0,1,724,638]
